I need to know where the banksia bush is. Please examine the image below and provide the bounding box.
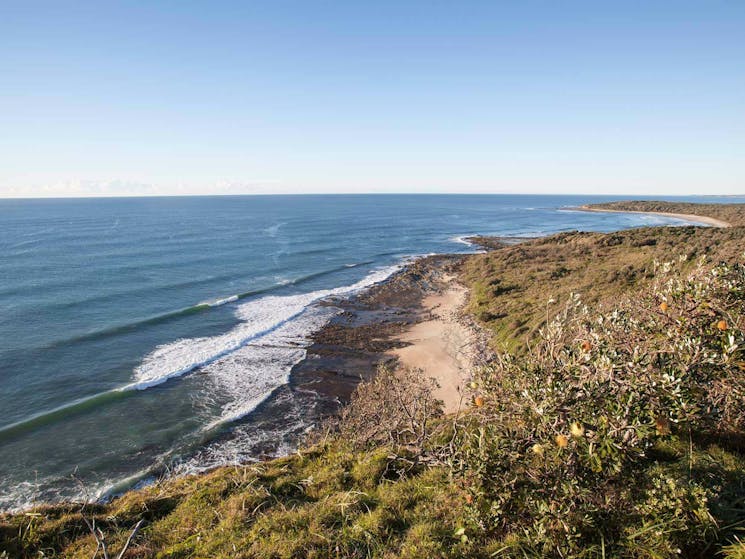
[449,259,745,557]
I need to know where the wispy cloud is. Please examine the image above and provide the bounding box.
[0,179,285,198]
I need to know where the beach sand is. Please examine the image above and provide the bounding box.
[389,275,477,414]
[577,205,732,228]
[290,255,480,419]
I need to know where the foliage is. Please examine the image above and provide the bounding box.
[449,260,745,557]
[462,222,745,352]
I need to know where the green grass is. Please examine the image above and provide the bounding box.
[1,444,468,558]
[4,438,744,557]
[462,223,745,351]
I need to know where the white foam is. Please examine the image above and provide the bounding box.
[200,306,334,430]
[131,264,400,391]
[452,235,474,246]
[450,236,487,254]
[173,389,313,475]
[263,222,284,237]
[200,294,239,307]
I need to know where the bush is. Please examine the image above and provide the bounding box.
[335,366,444,461]
[449,259,745,557]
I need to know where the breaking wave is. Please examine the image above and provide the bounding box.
[0,264,401,445]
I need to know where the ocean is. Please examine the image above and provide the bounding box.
[0,194,738,509]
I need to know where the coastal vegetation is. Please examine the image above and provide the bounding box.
[463,220,744,352]
[584,201,745,228]
[3,201,745,558]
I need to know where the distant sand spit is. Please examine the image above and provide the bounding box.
[577,205,732,228]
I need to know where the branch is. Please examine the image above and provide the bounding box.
[116,519,145,559]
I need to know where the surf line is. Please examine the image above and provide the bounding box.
[0,263,403,443]
[0,303,313,443]
[44,261,379,350]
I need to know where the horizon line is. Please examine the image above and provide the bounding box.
[0,192,740,201]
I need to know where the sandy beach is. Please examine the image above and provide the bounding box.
[388,276,476,414]
[577,205,732,228]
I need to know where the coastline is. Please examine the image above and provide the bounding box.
[574,204,732,228]
[0,254,477,513]
[7,200,739,513]
[7,200,745,557]
[288,253,483,419]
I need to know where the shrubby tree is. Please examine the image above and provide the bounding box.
[449,259,745,557]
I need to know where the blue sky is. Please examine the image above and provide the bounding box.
[1,1,743,197]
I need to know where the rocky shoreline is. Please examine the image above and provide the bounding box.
[288,253,469,417]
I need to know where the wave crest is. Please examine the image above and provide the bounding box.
[131,264,400,391]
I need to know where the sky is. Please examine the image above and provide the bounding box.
[1,1,743,197]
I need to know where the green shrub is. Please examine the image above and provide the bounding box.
[450,260,745,557]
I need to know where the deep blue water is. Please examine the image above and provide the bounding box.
[0,194,740,509]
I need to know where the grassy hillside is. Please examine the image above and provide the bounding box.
[3,201,745,559]
[462,223,744,352]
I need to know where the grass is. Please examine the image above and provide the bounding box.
[3,201,745,558]
[1,445,466,558]
[462,223,745,351]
